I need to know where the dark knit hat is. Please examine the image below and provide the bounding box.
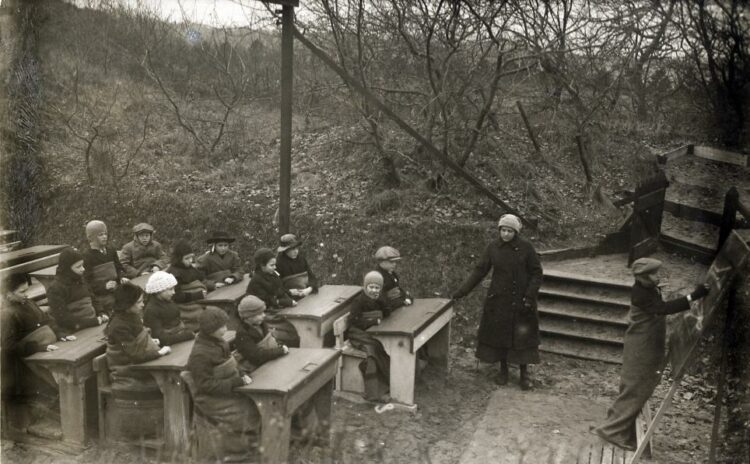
[56,247,85,279]
[206,230,235,244]
[199,306,229,335]
[171,239,194,265]
[253,247,276,268]
[113,283,144,312]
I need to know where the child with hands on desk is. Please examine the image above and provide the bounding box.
[119,223,169,279]
[246,247,301,347]
[82,220,129,316]
[167,240,209,332]
[233,295,289,374]
[346,271,391,402]
[105,283,172,392]
[196,231,244,290]
[276,234,318,299]
[373,246,412,312]
[48,247,109,335]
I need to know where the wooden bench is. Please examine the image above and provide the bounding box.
[23,324,107,446]
[235,348,340,464]
[332,313,367,394]
[279,285,361,348]
[366,298,453,406]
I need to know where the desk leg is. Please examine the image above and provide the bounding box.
[50,368,89,445]
[427,321,451,369]
[290,320,323,348]
[152,372,190,456]
[253,395,292,464]
[312,379,334,443]
[380,339,416,405]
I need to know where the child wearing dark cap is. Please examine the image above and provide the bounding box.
[196,231,244,290]
[82,220,128,316]
[105,283,171,392]
[593,257,710,451]
[346,271,391,401]
[186,307,257,459]
[233,295,288,373]
[143,271,195,346]
[166,240,208,332]
[246,247,300,347]
[48,247,109,334]
[276,234,318,299]
[373,246,412,312]
[119,223,169,279]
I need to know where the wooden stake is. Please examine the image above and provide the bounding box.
[278,5,294,235]
[516,101,542,157]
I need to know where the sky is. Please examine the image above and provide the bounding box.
[66,0,280,27]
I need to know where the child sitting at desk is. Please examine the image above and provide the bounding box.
[275,234,318,299]
[83,220,128,316]
[119,223,169,279]
[373,246,412,312]
[167,240,208,332]
[187,307,256,458]
[246,247,300,347]
[233,295,288,373]
[196,231,244,290]
[105,283,171,393]
[143,271,195,346]
[48,247,109,334]
[1,273,68,429]
[346,271,391,402]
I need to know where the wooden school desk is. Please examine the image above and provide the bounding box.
[236,348,340,464]
[125,331,235,455]
[0,244,66,268]
[198,273,250,310]
[366,298,453,406]
[279,285,361,347]
[24,324,107,445]
[30,266,150,291]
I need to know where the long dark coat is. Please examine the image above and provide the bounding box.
[455,235,543,351]
[594,282,690,449]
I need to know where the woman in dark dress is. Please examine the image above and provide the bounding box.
[452,214,543,390]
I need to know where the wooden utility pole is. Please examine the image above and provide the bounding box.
[278,2,296,234]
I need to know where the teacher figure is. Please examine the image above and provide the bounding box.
[451,214,543,390]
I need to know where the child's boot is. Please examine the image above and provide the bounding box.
[494,361,509,386]
[519,364,532,390]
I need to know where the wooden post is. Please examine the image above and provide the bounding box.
[708,280,736,464]
[718,187,739,251]
[516,101,542,156]
[575,135,593,185]
[279,4,294,235]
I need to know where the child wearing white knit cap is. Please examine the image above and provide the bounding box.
[143,271,195,346]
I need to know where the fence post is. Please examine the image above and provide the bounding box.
[718,187,739,251]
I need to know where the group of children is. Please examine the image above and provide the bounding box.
[1,219,415,456]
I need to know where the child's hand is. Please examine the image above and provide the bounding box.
[120,277,130,284]
[224,277,235,285]
[105,281,117,290]
[241,375,253,385]
[291,300,298,306]
[158,346,171,356]
[202,290,208,297]
[97,314,110,324]
[404,298,413,306]
[140,270,151,276]
[302,287,313,297]
[46,344,60,352]
[282,345,289,354]
[150,266,161,273]
[215,282,225,288]
[60,335,77,342]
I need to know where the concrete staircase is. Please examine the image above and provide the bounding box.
[538,269,631,364]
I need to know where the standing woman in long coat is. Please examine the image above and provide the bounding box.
[452,214,543,390]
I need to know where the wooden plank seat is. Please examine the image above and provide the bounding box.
[332,313,366,395]
[92,354,164,450]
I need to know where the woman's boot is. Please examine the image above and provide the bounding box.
[519,364,532,390]
[494,360,509,386]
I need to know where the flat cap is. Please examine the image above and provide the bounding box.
[632,257,662,276]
